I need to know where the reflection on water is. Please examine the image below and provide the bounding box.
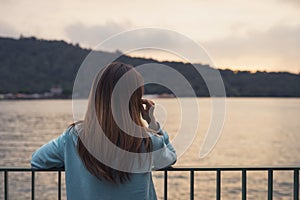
[0,98,299,199]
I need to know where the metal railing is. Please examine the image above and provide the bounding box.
[1,167,299,200]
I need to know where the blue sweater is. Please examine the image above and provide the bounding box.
[31,125,176,200]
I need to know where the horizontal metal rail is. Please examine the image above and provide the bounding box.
[1,167,299,200]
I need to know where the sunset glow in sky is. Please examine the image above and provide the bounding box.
[1,0,300,73]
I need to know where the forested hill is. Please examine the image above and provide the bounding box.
[0,36,299,97]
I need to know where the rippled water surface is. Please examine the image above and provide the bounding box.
[0,98,299,199]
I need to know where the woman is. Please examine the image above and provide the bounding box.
[31,62,177,200]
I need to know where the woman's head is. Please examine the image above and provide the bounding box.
[94,62,145,132]
[77,62,152,183]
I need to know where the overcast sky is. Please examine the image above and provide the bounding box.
[1,0,300,73]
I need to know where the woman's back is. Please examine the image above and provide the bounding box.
[31,124,176,200]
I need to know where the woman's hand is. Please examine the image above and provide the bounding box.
[140,99,159,130]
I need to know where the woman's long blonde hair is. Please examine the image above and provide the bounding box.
[76,62,152,183]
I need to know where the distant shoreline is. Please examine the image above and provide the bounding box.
[1,36,299,98]
[1,96,299,101]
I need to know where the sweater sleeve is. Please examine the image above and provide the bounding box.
[161,130,177,165]
[31,129,68,169]
[151,125,177,170]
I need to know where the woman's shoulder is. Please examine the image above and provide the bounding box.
[63,122,83,142]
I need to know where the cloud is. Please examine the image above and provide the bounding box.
[65,22,214,64]
[279,0,300,7]
[65,21,185,49]
[203,24,300,72]
[0,21,18,37]
[65,21,129,48]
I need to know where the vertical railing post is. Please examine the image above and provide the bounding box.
[294,169,299,200]
[268,169,273,200]
[4,170,8,200]
[216,169,221,200]
[164,170,168,200]
[31,170,35,200]
[242,169,247,200]
[190,170,194,200]
[58,170,62,200]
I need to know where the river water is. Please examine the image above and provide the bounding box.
[0,98,299,199]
